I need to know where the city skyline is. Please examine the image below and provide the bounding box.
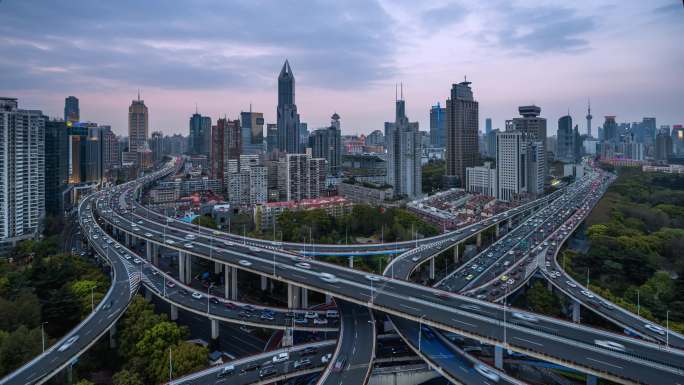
[1,1,682,136]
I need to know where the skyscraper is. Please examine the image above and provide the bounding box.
[585,99,593,137]
[603,116,618,143]
[64,96,79,123]
[429,103,446,148]
[445,80,479,188]
[128,94,148,154]
[189,112,212,158]
[266,123,278,154]
[0,98,45,249]
[211,117,241,185]
[496,131,526,202]
[45,119,69,216]
[277,60,301,154]
[149,131,164,162]
[385,89,422,198]
[309,113,342,176]
[240,109,264,155]
[506,105,547,181]
[557,115,574,162]
[485,118,492,135]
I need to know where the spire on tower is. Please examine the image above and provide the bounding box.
[137,89,140,101]
[400,82,403,100]
[195,103,198,114]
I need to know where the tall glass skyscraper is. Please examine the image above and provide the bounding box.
[276,60,301,154]
[429,103,445,148]
[64,96,79,123]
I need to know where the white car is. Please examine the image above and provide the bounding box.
[184,243,194,249]
[512,312,539,323]
[580,290,595,299]
[321,353,332,363]
[313,317,328,325]
[185,234,196,240]
[191,292,203,300]
[272,352,289,363]
[295,262,311,269]
[644,323,666,335]
[239,260,252,267]
[566,280,577,288]
[165,239,175,245]
[365,274,383,282]
[305,311,318,319]
[145,232,153,237]
[474,364,500,382]
[319,273,338,283]
[58,335,80,352]
[133,258,141,264]
[594,339,626,352]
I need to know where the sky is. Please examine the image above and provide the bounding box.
[1,0,683,137]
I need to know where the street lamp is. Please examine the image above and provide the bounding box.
[91,285,98,312]
[418,315,426,352]
[666,310,670,348]
[207,283,214,314]
[41,322,48,352]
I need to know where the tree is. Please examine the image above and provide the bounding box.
[192,215,217,229]
[0,325,41,376]
[118,297,167,359]
[151,342,207,383]
[74,380,94,385]
[526,281,563,317]
[112,369,144,385]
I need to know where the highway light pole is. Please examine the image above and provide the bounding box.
[637,290,640,316]
[91,285,97,312]
[168,347,173,382]
[418,315,425,352]
[41,322,48,352]
[207,283,213,314]
[666,310,670,348]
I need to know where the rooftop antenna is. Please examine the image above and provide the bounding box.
[395,83,397,102]
[195,103,198,114]
[137,89,140,101]
[400,82,403,100]
[249,102,252,113]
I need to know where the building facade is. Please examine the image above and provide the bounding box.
[385,96,422,198]
[445,81,479,188]
[64,96,79,123]
[466,161,497,197]
[309,113,342,176]
[128,95,149,154]
[276,60,301,154]
[496,131,526,202]
[240,110,264,155]
[189,112,212,158]
[429,103,446,148]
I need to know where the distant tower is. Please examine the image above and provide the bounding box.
[586,99,593,137]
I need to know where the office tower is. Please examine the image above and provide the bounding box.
[385,89,422,198]
[445,80,479,188]
[149,131,164,162]
[557,115,574,162]
[526,141,545,196]
[163,134,187,155]
[280,154,326,201]
[64,96,79,123]
[240,109,264,155]
[485,129,499,158]
[466,161,496,197]
[99,125,120,174]
[128,94,148,153]
[496,131,526,202]
[365,130,384,147]
[603,116,618,143]
[573,125,583,161]
[586,100,592,137]
[266,123,278,154]
[0,98,45,248]
[485,118,492,135]
[309,113,342,176]
[211,117,241,185]
[45,119,69,216]
[655,129,673,162]
[641,117,656,145]
[189,111,212,157]
[276,60,301,154]
[507,105,547,160]
[298,122,309,149]
[68,122,103,183]
[672,125,684,155]
[429,103,446,148]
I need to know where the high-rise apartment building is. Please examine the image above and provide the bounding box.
[466,161,496,197]
[279,154,326,201]
[227,155,267,206]
[45,119,69,216]
[277,60,301,154]
[240,110,264,155]
[99,125,120,175]
[64,96,79,123]
[496,131,527,202]
[429,103,446,148]
[189,112,212,158]
[309,113,342,176]
[506,105,547,181]
[128,94,148,154]
[672,125,684,155]
[445,81,479,188]
[266,123,278,154]
[526,141,545,196]
[385,93,422,198]
[149,131,164,162]
[211,117,241,186]
[0,98,45,249]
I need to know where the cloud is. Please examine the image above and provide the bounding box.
[0,0,397,91]
[419,2,468,32]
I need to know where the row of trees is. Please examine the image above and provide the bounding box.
[0,241,110,376]
[568,168,684,330]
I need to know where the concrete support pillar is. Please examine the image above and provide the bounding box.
[125,233,131,247]
[211,319,219,340]
[185,254,192,283]
[572,300,581,323]
[178,251,186,284]
[224,266,231,299]
[429,257,436,280]
[230,267,237,301]
[495,223,500,238]
[507,218,513,230]
[170,304,178,321]
[453,244,460,265]
[476,232,482,248]
[301,288,308,309]
[288,283,301,309]
[325,294,333,305]
[144,288,152,301]
[214,261,222,274]
[282,328,293,347]
[152,244,159,266]
[348,256,354,268]
[146,241,152,261]
[109,322,117,348]
[261,275,268,291]
[494,345,504,369]
[586,374,597,385]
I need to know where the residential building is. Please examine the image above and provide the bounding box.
[189,112,212,157]
[466,161,497,197]
[365,130,384,148]
[240,110,264,155]
[99,125,120,175]
[603,116,618,143]
[496,131,527,202]
[128,94,148,154]
[45,119,70,216]
[309,113,342,176]
[385,92,422,198]
[211,117,241,185]
[277,60,301,154]
[429,103,446,148]
[279,154,326,201]
[338,181,393,205]
[0,98,45,249]
[64,96,79,123]
[672,125,684,155]
[526,140,545,196]
[266,123,278,154]
[149,131,164,162]
[445,80,479,188]
[506,105,547,180]
[656,129,673,161]
[254,196,352,230]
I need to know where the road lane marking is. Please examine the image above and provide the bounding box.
[399,304,420,312]
[451,318,476,328]
[513,336,543,347]
[586,357,623,370]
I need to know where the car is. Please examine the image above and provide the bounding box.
[512,312,539,323]
[499,275,508,282]
[239,260,252,267]
[185,234,196,240]
[261,313,275,321]
[326,310,339,318]
[644,323,666,335]
[474,364,500,382]
[101,301,112,311]
[144,232,153,237]
[217,365,234,378]
[365,274,383,282]
[594,339,626,352]
[225,302,237,309]
[272,352,289,363]
[566,280,577,288]
[123,254,132,260]
[319,273,338,283]
[191,292,203,300]
[58,335,80,352]
[259,366,277,378]
[301,346,318,356]
[295,262,311,269]
[184,243,194,249]
[332,356,347,372]
[240,362,259,373]
[165,239,175,245]
[294,358,311,369]
[166,281,176,288]
[580,290,595,299]
[294,317,308,324]
[411,256,421,262]
[210,297,220,305]
[314,317,328,325]
[305,311,318,319]
[465,274,474,281]
[133,258,141,264]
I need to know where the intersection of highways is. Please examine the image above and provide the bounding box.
[2,157,683,385]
